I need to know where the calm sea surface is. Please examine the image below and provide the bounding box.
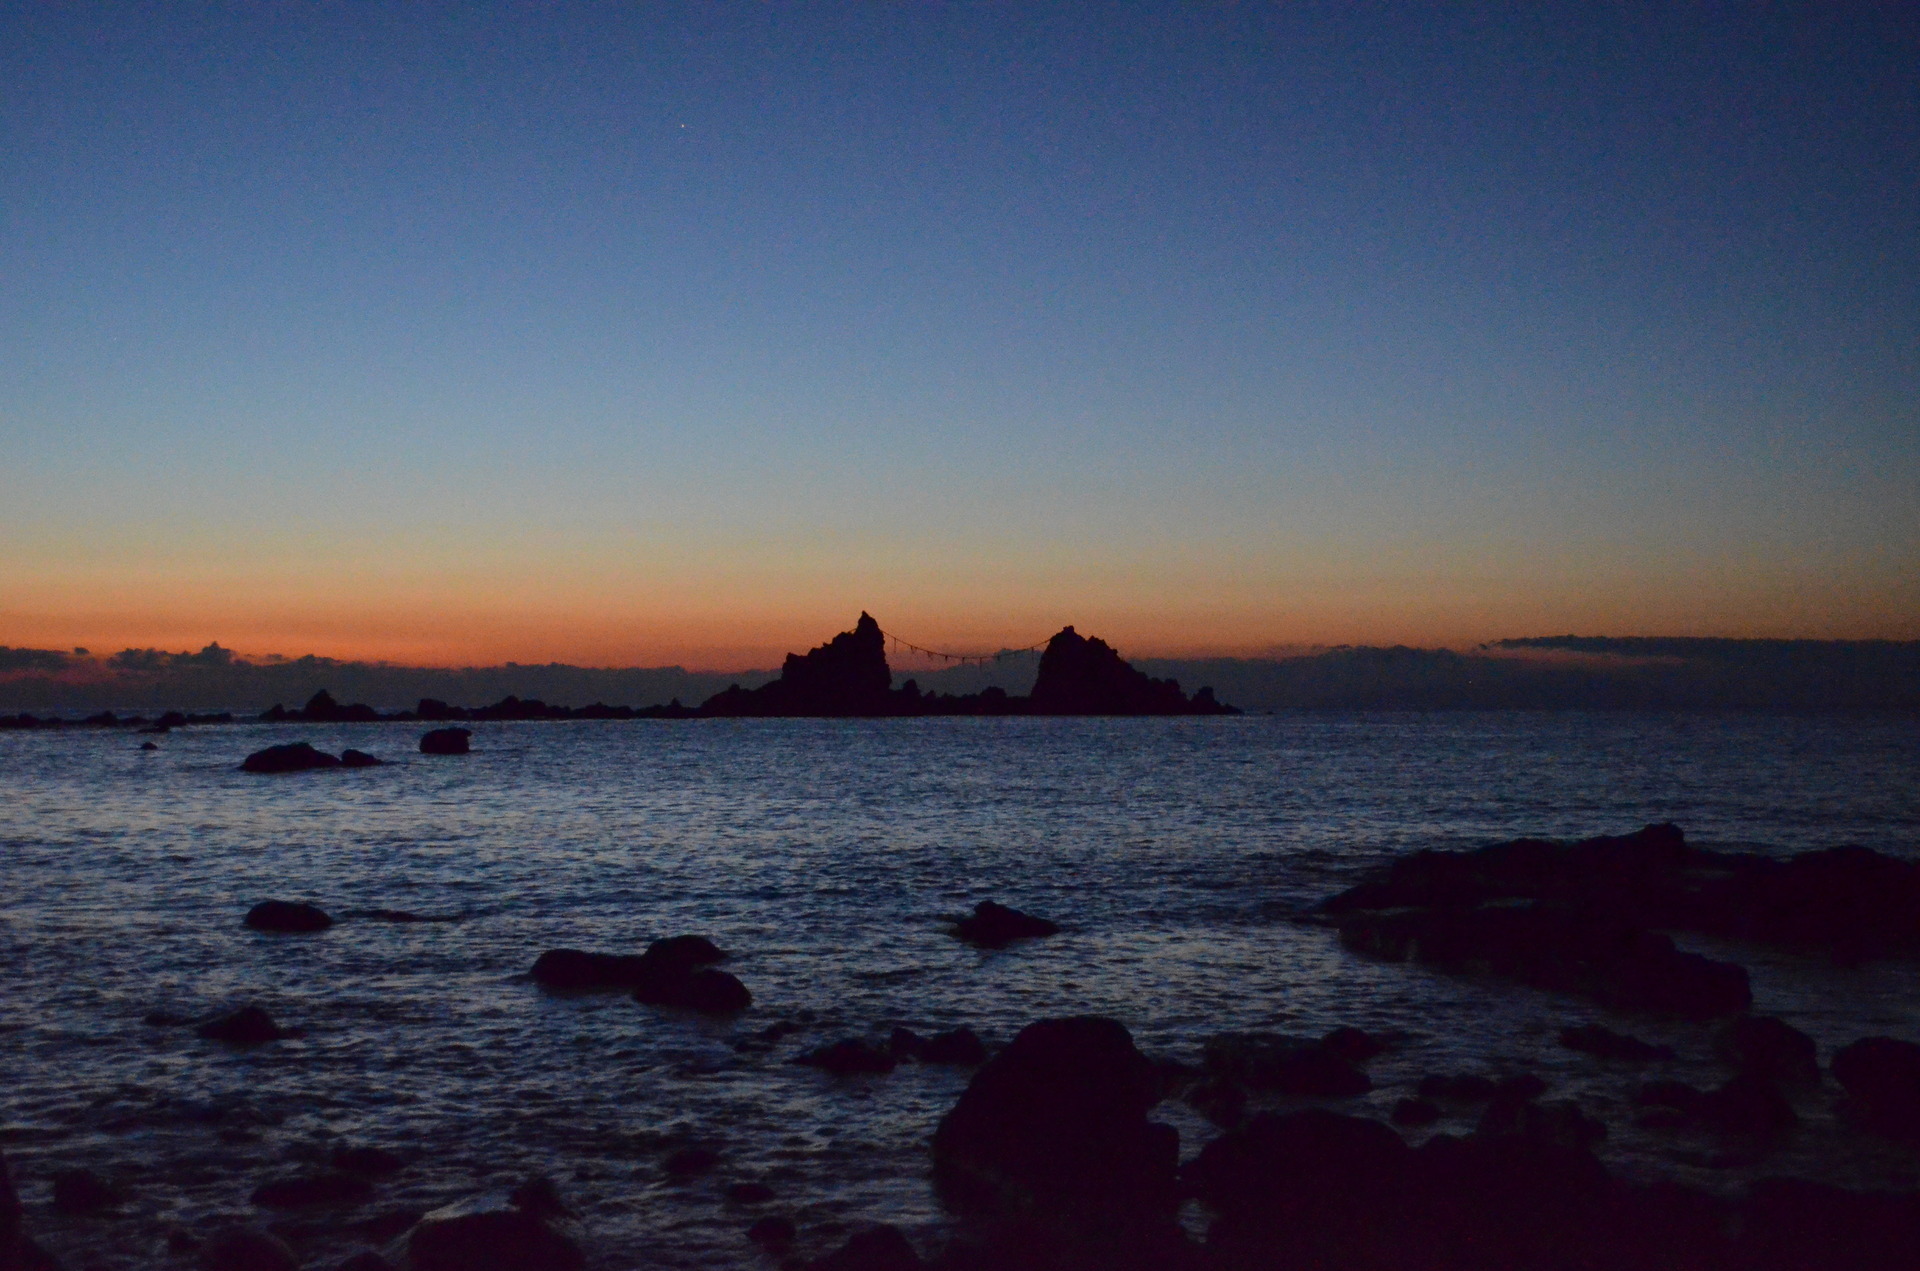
[4,713,1918,1267]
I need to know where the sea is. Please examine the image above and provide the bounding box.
[3,712,1918,1268]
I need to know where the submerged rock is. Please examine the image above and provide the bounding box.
[1203,1032,1372,1097]
[197,1006,289,1046]
[418,728,471,756]
[245,900,333,933]
[240,742,342,773]
[950,900,1060,948]
[532,937,749,1014]
[340,749,384,768]
[921,1027,989,1066]
[795,1039,898,1075]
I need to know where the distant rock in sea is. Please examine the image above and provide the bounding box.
[698,613,1238,717]
[244,900,333,933]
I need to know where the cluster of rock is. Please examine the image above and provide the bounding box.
[529,936,752,1014]
[261,690,691,724]
[703,614,1238,718]
[239,743,385,773]
[1321,821,1920,968]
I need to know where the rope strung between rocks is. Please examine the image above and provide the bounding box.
[878,628,1052,666]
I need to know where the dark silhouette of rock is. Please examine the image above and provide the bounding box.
[1,1147,59,1271]
[251,1171,375,1208]
[244,900,333,933]
[1716,1016,1819,1086]
[1333,872,1752,1017]
[702,613,895,717]
[340,749,383,767]
[921,1027,988,1066]
[1832,1036,1920,1140]
[240,742,342,773]
[1324,822,1920,966]
[746,1215,795,1247]
[332,1146,405,1176]
[337,1253,394,1271]
[951,900,1060,948]
[140,741,157,750]
[50,1169,121,1213]
[1698,1074,1798,1138]
[795,1039,897,1075]
[662,1148,719,1177]
[1202,1033,1372,1097]
[419,727,471,755]
[1559,1023,1675,1061]
[1477,1095,1607,1149]
[197,1006,288,1046]
[1186,1077,1248,1128]
[404,1182,584,1271]
[532,936,747,1012]
[198,1227,298,1271]
[1319,1026,1392,1062]
[727,1181,774,1204]
[1392,1096,1441,1126]
[802,1225,921,1271]
[1027,625,1236,715]
[1735,1177,1920,1271]
[932,1017,1180,1245]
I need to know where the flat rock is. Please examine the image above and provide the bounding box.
[245,900,333,933]
[240,742,342,773]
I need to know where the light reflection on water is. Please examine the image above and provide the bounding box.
[2,713,1918,1267]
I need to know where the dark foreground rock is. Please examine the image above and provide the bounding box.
[196,1006,289,1046]
[404,1181,583,1271]
[803,1225,921,1270]
[1332,894,1751,1018]
[531,936,749,1014]
[1717,1016,1819,1086]
[198,1227,297,1271]
[950,901,1060,949]
[932,1017,1188,1268]
[1323,822,1920,965]
[3,1148,59,1271]
[1832,1036,1920,1141]
[1203,1032,1373,1097]
[244,900,333,933]
[418,728,471,755]
[340,749,384,767]
[240,742,342,773]
[250,1171,375,1209]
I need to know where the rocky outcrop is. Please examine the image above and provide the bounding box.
[1716,1016,1819,1086]
[701,614,895,717]
[1027,626,1236,715]
[244,901,333,933]
[1322,822,1920,964]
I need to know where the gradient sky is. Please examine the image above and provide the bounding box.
[3,2,1916,668]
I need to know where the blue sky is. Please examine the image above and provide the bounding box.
[3,2,1915,665]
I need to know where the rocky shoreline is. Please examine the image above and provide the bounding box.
[6,824,1917,1269]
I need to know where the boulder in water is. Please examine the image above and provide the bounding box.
[950,900,1059,948]
[245,900,333,933]
[1559,1024,1675,1062]
[240,742,342,773]
[51,1168,122,1213]
[250,1171,375,1208]
[198,1227,298,1271]
[802,1225,921,1271]
[921,1027,989,1066]
[419,728,471,755]
[1716,1016,1819,1086]
[340,749,384,767]
[795,1039,897,1075]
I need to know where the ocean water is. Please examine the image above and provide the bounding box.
[3,712,1918,1268]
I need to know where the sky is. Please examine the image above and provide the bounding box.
[3,1,1916,668]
